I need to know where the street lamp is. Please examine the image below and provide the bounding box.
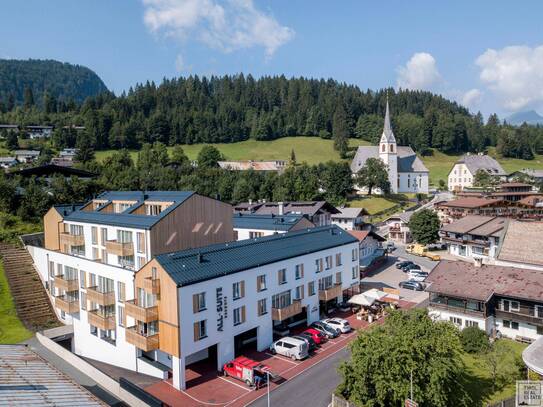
[267,371,271,407]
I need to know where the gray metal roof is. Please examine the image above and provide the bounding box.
[233,213,307,231]
[331,207,367,219]
[64,191,194,229]
[457,154,506,176]
[0,345,104,406]
[156,225,358,286]
[350,146,429,173]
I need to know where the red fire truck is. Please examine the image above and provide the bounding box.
[222,357,276,388]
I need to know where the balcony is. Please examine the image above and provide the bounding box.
[318,283,343,302]
[88,310,116,330]
[55,296,80,314]
[143,277,160,294]
[272,300,302,321]
[429,302,486,318]
[495,308,543,326]
[125,300,158,323]
[105,240,134,256]
[125,326,159,351]
[54,275,79,292]
[59,232,84,246]
[86,286,115,306]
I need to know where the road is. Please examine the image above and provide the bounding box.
[249,347,350,407]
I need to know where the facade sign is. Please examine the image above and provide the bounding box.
[517,381,543,407]
[216,287,224,331]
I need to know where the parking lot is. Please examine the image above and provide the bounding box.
[143,304,414,407]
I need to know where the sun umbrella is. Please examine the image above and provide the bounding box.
[348,293,375,306]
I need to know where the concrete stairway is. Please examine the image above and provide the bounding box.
[0,243,59,331]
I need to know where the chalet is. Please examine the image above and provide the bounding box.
[508,169,543,183]
[0,156,18,169]
[25,125,53,139]
[331,207,368,231]
[448,154,506,191]
[0,124,19,134]
[426,260,543,342]
[457,182,540,202]
[385,211,414,243]
[233,201,340,226]
[13,150,40,163]
[232,213,314,240]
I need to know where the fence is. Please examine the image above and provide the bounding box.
[487,396,515,407]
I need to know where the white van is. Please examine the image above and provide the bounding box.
[269,337,309,360]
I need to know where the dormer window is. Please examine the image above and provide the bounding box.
[146,204,162,216]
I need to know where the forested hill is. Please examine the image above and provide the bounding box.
[0,59,108,108]
[1,74,541,158]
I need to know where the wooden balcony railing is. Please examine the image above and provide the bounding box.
[142,277,160,294]
[271,300,302,321]
[429,302,486,317]
[55,296,80,314]
[105,240,134,256]
[59,232,84,246]
[86,286,115,306]
[88,310,116,330]
[495,307,543,326]
[318,283,343,302]
[125,326,159,351]
[125,300,158,323]
[54,275,79,292]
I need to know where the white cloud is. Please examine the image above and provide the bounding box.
[476,45,543,111]
[175,54,185,72]
[142,0,294,58]
[461,88,483,110]
[396,52,441,90]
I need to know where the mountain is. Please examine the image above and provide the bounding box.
[506,110,543,126]
[0,59,108,107]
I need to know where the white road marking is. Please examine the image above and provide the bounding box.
[218,376,252,392]
[263,352,300,365]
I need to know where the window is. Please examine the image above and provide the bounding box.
[257,299,267,316]
[91,227,98,245]
[146,204,162,216]
[80,292,86,310]
[137,256,146,270]
[90,325,98,337]
[92,247,100,261]
[502,299,520,312]
[194,320,207,341]
[233,306,246,326]
[512,321,519,330]
[257,275,266,292]
[80,270,86,289]
[193,292,206,312]
[70,224,83,236]
[136,232,145,253]
[117,230,133,243]
[315,258,323,273]
[117,306,125,327]
[538,325,543,336]
[118,255,135,269]
[117,281,125,302]
[352,266,358,280]
[278,269,287,285]
[100,228,107,245]
[249,231,264,239]
[465,320,479,328]
[272,290,291,309]
[232,281,244,300]
[101,249,108,263]
[407,178,410,188]
[318,275,333,291]
[48,261,55,278]
[308,281,315,296]
[325,256,332,270]
[64,266,78,281]
[536,305,543,318]
[295,264,304,280]
[137,287,156,308]
[449,317,462,326]
[335,253,342,266]
[381,144,385,152]
[294,285,304,300]
[88,273,96,288]
[351,248,358,262]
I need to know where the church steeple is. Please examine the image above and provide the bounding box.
[380,98,396,144]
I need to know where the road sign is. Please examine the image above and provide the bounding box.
[405,399,418,407]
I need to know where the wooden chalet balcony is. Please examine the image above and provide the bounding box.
[86,286,115,306]
[105,240,134,256]
[389,226,401,232]
[88,310,116,330]
[143,277,160,294]
[272,300,302,321]
[495,308,543,326]
[125,300,158,323]
[125,326,159,351]
[59,232,84,246]
[55,296,80,314]
[54,275,79,292]
[440,234,490,247]
[319,283,343,302]
[429,302,486,318]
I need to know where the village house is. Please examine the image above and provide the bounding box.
[347,230,386,275]
[331,207,368,231]
[232,212,314,240]
[385,211,414,243]
[218,160,287,172]
[447,153,506,191]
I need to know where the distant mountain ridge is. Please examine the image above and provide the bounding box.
[506,110,543,126]
[0,59,108,107]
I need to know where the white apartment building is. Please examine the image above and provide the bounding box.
[232,213,314,240]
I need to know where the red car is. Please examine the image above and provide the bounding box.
[302,328,327,345]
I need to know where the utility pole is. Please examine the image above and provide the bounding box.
[410,369,413,401]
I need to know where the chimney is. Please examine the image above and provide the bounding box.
[278,202,284,216]
[249,198,253,205]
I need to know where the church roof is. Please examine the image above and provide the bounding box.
[350,146,429,173]
[380,100,396,144]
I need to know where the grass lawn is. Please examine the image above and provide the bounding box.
[462,339,527,405]
[95,137,372,166]
[0,263,32,344]
[348,197,398,215]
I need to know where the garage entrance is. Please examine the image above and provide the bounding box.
[234,327,258,356]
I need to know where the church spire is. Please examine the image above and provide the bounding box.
[380,96,396,144]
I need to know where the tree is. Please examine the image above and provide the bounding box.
[319,161,352,204]
[408,209,440,244]
[460,326,489,353]
[171,145,189,166]
[23,87,34,109]
[473,169,499,191]
[354,157,390,195]
[6,131,18,151]
[289,149,297,167]
[337,309,470,407]
[332,105,349,158]
[75,133,95,163]
[197,145,223,168]
[483,341,524,390]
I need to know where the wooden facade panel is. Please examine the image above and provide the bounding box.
[290,217,315,232]
[44,207,63,251]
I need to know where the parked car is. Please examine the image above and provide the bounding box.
[399,280,425,291]
[269,337,309,360]
[407,270,429,281]
[302,328,327,345]
[427,243,446,251]
[396,260,414,269]
[386,241,395,252]
[222,357,272,387]
[292,334,317,352]
[401,263,422,272]
[323,317,351,333]
[310,321,340,338]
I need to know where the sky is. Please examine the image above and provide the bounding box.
[1,0,543,118]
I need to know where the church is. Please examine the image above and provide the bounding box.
[350,101,429,194]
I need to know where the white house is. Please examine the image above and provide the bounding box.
[233,213,314,240]
[331,207,368,231]
[351,101,429,194]
[447,154,506,191]
[347,230,386,272]
[385,211,415,243]
[25,125,53,139]
[0,156,18,169]
[14,150,40,163]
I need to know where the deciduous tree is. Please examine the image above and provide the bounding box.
[408,209,440,244]
[354,157,390,195]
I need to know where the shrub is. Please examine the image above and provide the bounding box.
[460,326,489,353]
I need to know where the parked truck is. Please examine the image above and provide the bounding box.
[406,243,441,261]
[222,357,278,388]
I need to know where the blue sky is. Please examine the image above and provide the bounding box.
[1,1,543,117]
